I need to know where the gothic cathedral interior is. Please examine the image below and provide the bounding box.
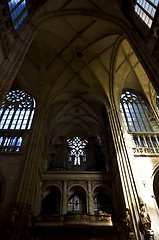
[0,0,159,240]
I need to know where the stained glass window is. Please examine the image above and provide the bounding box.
[8,0,28,30]
[135,0,159,27]
[67,137,87,165]
[0,90,35,130]
[0,90,35,152]
[120,91,152,132]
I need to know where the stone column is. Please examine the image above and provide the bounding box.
[9,105,48,240]
[62,180,68,215]
[108,108,141,240]
[87,180,94,215]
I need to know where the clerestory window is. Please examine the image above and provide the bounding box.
[0,90,35,130]
[120,91,152,132]
[8,0,29,30]
[135,0,159,28]
[0,89,35,152]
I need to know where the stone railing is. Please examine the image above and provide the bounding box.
[130,132,159,155]
[36,213,112,227]
[0,130,27,153]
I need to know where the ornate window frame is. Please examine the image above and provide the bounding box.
[0,89,35,152]
[120,90,152,132]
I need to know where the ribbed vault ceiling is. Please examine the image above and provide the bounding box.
[13,0,152,143]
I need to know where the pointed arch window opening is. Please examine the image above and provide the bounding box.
[68,194,86,213]
[0,90,35,152]
[120,91,152,132]
[121,91,159,153]
[67,137,88,166]
[134,0,159,28]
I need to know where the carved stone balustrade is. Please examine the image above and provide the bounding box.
[36,213,113,228]
[129,132,159,156]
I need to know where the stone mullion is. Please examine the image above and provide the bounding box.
[136,135,141,147]
[62,180,68,215]
[142,135,148,148]
[0,25,35,107]
[108,107,141,240]
[87,180,94,215]
[10,106,48,240]
[27,108,48,212]
[154,134,159,147]
[148,135,155,152]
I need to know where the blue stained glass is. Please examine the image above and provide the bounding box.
[14,10,28,30]
[11,0,26,22]
[8,0,21,11]
[8,0,28,30]
[152,138,158,147]
[0,137,3,145]
[134,137,139,147]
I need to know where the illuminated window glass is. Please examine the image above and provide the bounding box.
[0,90,35,130]
[8,0,28,30]
[156,95,159,111]
[0,90,35,152]
[135,0,159,27]
[120,91,152,132]
[67,137,87,165]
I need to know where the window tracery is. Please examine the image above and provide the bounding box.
[134,0,159,27]
[0,89,35,152]
[0,90,35,130]
[67,137,87,165]
[120,91,152,132]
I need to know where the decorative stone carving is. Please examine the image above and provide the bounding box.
[9,205,19,229]
[98,212,112,223]
[27,207,33,228]
[124,208,136,240]
[139,203,154,240]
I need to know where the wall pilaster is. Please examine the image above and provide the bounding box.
[108,107,142,240]
[62,180,68,215]
[0,24,36,106]
[7,105,48,240]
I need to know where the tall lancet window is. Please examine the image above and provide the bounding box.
[120,91,152,132]
[0,90,35,152]
[8,0,29,30]
[135,0,159,27]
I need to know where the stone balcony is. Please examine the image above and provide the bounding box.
[36,213,113,228]
[129,132,159,156]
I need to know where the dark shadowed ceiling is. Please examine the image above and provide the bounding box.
[12,0,153,143]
